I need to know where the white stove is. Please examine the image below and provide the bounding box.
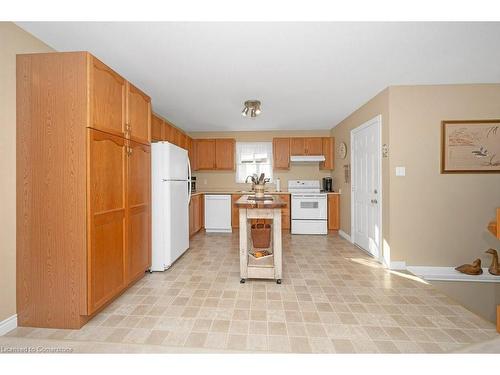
[288,180,327,235]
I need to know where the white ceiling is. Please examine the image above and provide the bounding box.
[17,22,500,131]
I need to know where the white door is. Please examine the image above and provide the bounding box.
[351,116,381,258]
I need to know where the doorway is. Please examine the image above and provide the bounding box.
[350,115,382,259]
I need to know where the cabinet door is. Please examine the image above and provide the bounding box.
[195,139,216,170]
[170,126,180,146]
[151,114,164,142]
[89,56,126,137]
[320,137,335,170]
[231,194,243,228]
[88,129,126,314]
[189,198,195,236]
[126,141,151,284]
[290,138,306,155]
[328,194,340,230]
[127,83,151,145]
[273,138,290,170]
[215,139,235,170]
[280,195,291,230]
[162,122,171,142]
[305,137,323,155]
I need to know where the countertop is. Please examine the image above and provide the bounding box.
[191,190,340,197]
[234,195,287,209]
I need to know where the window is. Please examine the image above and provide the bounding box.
[235,142,273,183]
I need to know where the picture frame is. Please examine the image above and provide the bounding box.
[441,119,500,174]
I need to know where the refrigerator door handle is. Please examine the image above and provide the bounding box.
[187,156,192,204]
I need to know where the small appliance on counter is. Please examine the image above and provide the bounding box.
[322,176,333,192]
[190,176,196,193]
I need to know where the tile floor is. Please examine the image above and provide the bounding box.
[3,232,498,353]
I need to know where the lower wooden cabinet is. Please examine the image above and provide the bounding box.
[88,129,127,314]
[189,194,204,237]
[88,130,152,314]
[126,141,151,284]
[327,194,340,231]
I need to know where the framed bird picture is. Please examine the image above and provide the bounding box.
[441,119,500,173]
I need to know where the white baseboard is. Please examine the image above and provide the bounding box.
[338,230,352,242]
[0,314,17,336]
[407,266,500,283]
[390,261,407,270]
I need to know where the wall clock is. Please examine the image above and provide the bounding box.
[338,141,347,159]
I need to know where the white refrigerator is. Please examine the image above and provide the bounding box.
[151,142,192,271]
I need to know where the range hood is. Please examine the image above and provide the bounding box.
[290,155,325,163]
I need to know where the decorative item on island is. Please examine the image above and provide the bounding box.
[485,248,500,276]
[245,173,270,199]
[455,258,483,275]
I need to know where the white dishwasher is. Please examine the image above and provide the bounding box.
[204,195,232,233]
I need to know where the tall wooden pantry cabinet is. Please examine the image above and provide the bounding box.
[17,52,152,329]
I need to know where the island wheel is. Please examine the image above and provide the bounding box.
[240,279,246,284]
[276,279,282,284]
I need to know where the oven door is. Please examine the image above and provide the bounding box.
[291,194,327,220]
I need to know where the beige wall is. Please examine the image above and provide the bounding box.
[0,23,54,322]
[188,130,333,191]
[330,88,391,261]
[389,84,500,266]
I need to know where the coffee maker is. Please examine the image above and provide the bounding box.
[322,177,333,192]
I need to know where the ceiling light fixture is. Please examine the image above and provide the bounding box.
[241,100,262,118]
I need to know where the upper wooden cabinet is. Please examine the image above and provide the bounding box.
[151,113,164,142]
[195,139,216,170]
[192,138,235,171]
[305,137,323,155]
[290,137,306,156]
[126,83,151,145]
[215,139,235,170]
[89,56,126,138]
[290,137,323,156]
[320,137,335,170]
[273,138,290,170]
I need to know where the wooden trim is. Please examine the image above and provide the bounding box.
[441,119,500,174]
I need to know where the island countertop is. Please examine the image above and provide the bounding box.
[235,195,287,209]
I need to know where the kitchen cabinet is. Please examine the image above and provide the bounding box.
[273,138,290,170]
[126,140,151,285]
[162,121,172,142]
[189,194,204,237]
[280,195,291,230]
[215,139,235,170]
[17,52,151,329]
[195,139,216,169]
[328,194,340,230]
[320,137,335,170]
[192,138,235,171]
[231,194,243,228]
[127,83,151,145]
[89,55,126,138]
[88,129,127,314]
[305,137,323,155]
[290,137,306,155]
[151,113,164,142]
[290,137,324,156]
